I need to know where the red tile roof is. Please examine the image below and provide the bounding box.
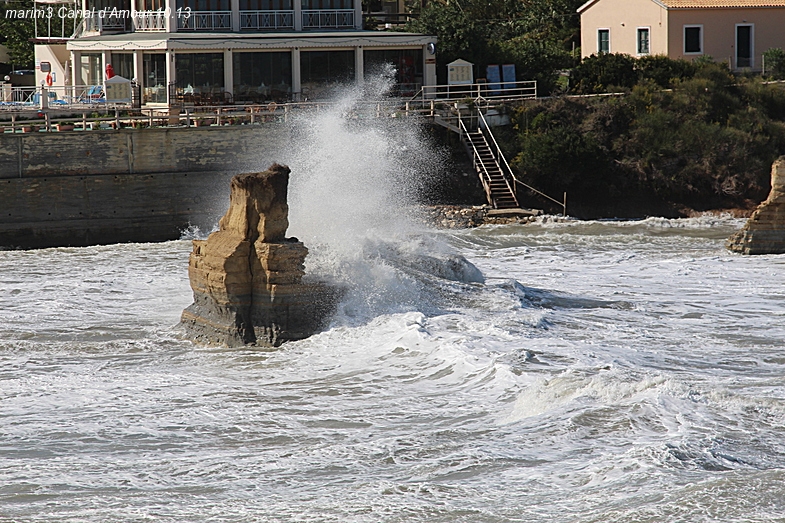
[660,0,785,7]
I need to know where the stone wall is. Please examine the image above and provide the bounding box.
[0,126,289,248]
[727,157,785,255]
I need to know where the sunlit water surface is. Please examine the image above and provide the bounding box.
[2,216,784,522]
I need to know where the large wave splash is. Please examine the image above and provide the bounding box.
[282,72,484,323]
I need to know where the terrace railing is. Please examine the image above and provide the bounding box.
[410,80,537,102]
[0,99,441,133]
[76,10,129,35]
[177,11,232,31]
[133,10,168,31]
[0,84,145,111]
[302,9,354,29]
[240,10,295,29]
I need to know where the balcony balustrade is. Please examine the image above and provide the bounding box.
[70,6,358,34]
[75,10,129,36]
[177,11,232,31]
[302,9,354,29]
[133,10,167,31]
[240,10,294,30]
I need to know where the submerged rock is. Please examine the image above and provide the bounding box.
[180,164,340,347]
[727,157,785,255]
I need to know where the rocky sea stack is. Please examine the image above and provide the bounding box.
[727,157,785,255]
[180,164,340,347]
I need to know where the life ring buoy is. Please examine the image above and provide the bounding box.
[267,102,277,113]
[45,72,53,87]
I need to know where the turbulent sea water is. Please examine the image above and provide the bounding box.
[2,216,785,522]
[3,78,785,521]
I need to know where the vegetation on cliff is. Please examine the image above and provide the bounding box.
[505,56,785,216]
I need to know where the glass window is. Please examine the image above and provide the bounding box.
[80,54,103,86]
[301,50,354,84]
[175,53,225,90]
[110,53,134,80]
[143,53,167,103]
[301,0,353,9]
[637,28,650,55]
[684,26,702,54]
[364,49,423,94]
[598,29,610,54]
[233,51,292,102]
[737,25,752,68]
[137,0,165,10]
[176,0,229,10]
[240,0,292,9]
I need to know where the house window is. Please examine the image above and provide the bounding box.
[300,50,355,84]
[637,28,650,55]
[176,0,230,10]
[598,29,610,54]
[110,53,134,80]
[80,54,102,86]
[142,53,167,103]
[364,49,424,87]
[736,24,753,68]
[302,0,353,9]
[240,0,292,9]
[175,53,225,90]
[137,0,165,10]
[232,51,292,102]
[684,25,702,54]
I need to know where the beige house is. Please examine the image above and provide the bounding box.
[578,0,785,70]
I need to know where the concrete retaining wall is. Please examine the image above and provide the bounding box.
[0,126,290,248]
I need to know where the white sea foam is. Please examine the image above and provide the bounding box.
[2,217,785,522]
[275,76,482,323]
[2,79,785,521]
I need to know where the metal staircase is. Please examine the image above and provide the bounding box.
[461,125,519,209]
[453,107,566,214]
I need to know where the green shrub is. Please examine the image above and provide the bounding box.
[763,48,785,80]
[635,55,697,88]
[571,53,637,94]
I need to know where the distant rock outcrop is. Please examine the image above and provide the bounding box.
[727,157,785,255]
[180,164,339,346]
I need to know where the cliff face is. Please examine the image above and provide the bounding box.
[727,157,785,255]
[180,164,339,346]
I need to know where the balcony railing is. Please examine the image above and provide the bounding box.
[240,10,294,30]
[302,9,354,29]
[177,11,232,31]
[74,11,129,36]
[133,10,167,31]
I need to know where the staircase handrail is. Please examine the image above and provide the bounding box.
[458,116,493,205]
[471,109,518,208]
[72,17,86,38]
[477,109,567,215]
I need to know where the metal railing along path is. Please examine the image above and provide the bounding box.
[409,81,537,103]
[0,98,443,132]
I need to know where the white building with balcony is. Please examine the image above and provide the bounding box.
[33,0,436,105]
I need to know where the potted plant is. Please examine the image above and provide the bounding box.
[56,122,75,131]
